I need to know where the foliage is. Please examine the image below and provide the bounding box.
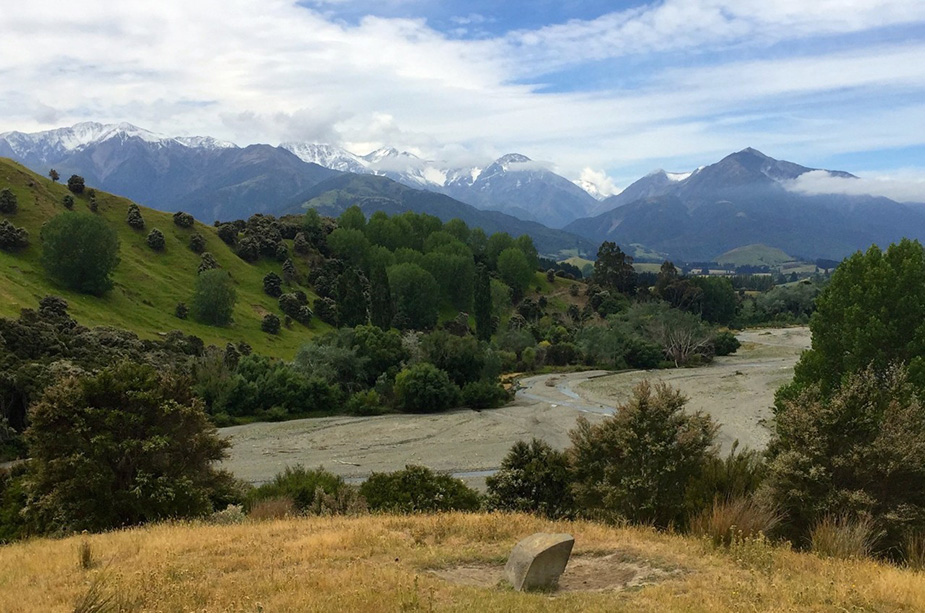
[191,269,237,326]
[420,331,484,387]
[569,381,717,527]
[360,465,480,513]
[485,438,574,519]
[594,241,637,294]
[48,169,59,182]
[279,292,312,325]
[23,361,232,532]
[217,223,237,246]
[689,497,781,547]
[766,364,925,551]
[337,267,369,327]
[685,442,768,518]
[173,211,195,228]
[713,331,740,356]
[262,272,282,298]
[474,264,492,341]
[0,188,18,214]
[40,212,120,295]
[198,251,219,274]
[188,232,205,253]
[690,276,737,325]
[393,363,459,413]
[67,174,85,194]
[175,302,189,319]
[496,247,534,295]
[788,240,925,397]
[388,263,440,330]
[461,380,509,409]
[809,514,877,559]
[0,219,29,251]
[246,465,358,514]
[146,228,165,251]
[369,264,393,330]
[261,313,281,334]
[62,194,74,209]
[126,203,145,229]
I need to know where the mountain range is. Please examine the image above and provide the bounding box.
[2,122,924,261]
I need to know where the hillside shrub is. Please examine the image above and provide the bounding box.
[0,188,16,214]
[40,212,120,295]
[313,297,338,326]
[765,364,925,552]
[235,236,260,262]
[66,174,85,194]
[713,330,741,356]
[360,465,480,513]
[62,194,75,210]
[0,220,28,251]
[485,438,574,519]
[689,497,781,547]
[461,380,509,409]
[188,232,205,253]
[261,313,280,334]
[146,228,165,251]
[685,442,767,517]
[198,252,219,274]
[393,363,459,413]
[262,272,282,298]
[24,362,233,532]
[246,466,361,514]
[279,293,312,325]
[293,232,309,254]
[191,269,236,326]
[569,380,717,527]
[274,242,288,262]
[217,223,237,246]
[175,302,188,319]
[126,203,145,229]
[173,211,195,228]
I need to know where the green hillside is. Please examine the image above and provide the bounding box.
[716,243,793,267]
[0,158,326,358]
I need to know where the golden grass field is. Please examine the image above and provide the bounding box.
[1,512,924,612]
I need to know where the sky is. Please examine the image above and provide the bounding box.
[1,0,925,197]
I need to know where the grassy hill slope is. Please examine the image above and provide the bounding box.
[0,158,325,358]
[1,512,922,612]
[716,244,793,267]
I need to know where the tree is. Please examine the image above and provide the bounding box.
[0,188,17,214]
[61,195,74,210]
[327,227,370,270]
[787,240,925,398]
[261,313,281,334]
[146,228,165,251]
[278,293,312,325]
[569,381,716,527]
[369,265,393,330]
[23,362,231,532]
[188,232,205,253]
[387,263,440,330]
[262,272,282,297]
[338,205,366,231]
[198,252,219,274]
[474,264,492,341]
[593,241,637,294]
[48,169,59,183]
[66,175,85,194]
[766,365,925,551]
[497,247,534,295]
[360,465,480,513]
[485,438,575,519]
[40,212,120,295]
[690,276,737,324]
[293,231,310,254]
[191,269,237,326]
[173,211,194,228]
[336,267,369,327]
[0,220,28,252]
[393,363,459,413]
[126,203,145,230]
[217,224,237,246]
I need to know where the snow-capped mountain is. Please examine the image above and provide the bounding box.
[280,142,367,174]
[0,122,236,166]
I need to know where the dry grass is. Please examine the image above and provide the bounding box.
[247,496,296,520]
[810,514,877,560]
[689,497,780,547]
[904,533,925,571]
[0,513,924,612]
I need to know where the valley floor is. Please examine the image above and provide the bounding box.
[221,327,809,487]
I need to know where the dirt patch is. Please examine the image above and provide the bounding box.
[430,551,684,593]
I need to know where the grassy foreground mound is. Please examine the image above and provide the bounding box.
[2,513,924,612]
[0,157,323,357]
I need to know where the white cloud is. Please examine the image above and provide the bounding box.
[0,0,924,184]
[786,170,925,203]
[577,168,622,197]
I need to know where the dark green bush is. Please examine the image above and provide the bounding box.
[393,363,460,413]
[246,465,357,514]
[173,211,195,228]
[545,342,580,366]
[461,380,509,409]
[713,331,741,356]
[189,233,205,253]
[40,212,120,295]
[685,441,767,520]
[62,194,74,210]
[67,174,85,194]
[0,220,28,251]
[0,188,17,214]
[126,203,145,229]
[146,228,165,251]
[279,293,312,324]
[261,313,281,334]
[198,252,219,274]
[175,302,189,319]
[485,438,574,519]
[262,272,282,298]
[360,465,480,513]
[217,224,237,246]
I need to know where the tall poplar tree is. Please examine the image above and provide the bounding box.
[370,264,393,330]
[474,263,492,341]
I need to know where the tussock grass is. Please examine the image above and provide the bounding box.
[248,497,296,520]
[1,513,924,612]
[810,514,877,560]
[689,497,780,547]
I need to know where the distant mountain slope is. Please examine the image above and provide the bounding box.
[0,157,324,357]
[566,148,925,261]
[0,123,339,223]
[716,244,793,267]
[291,173,594,258]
